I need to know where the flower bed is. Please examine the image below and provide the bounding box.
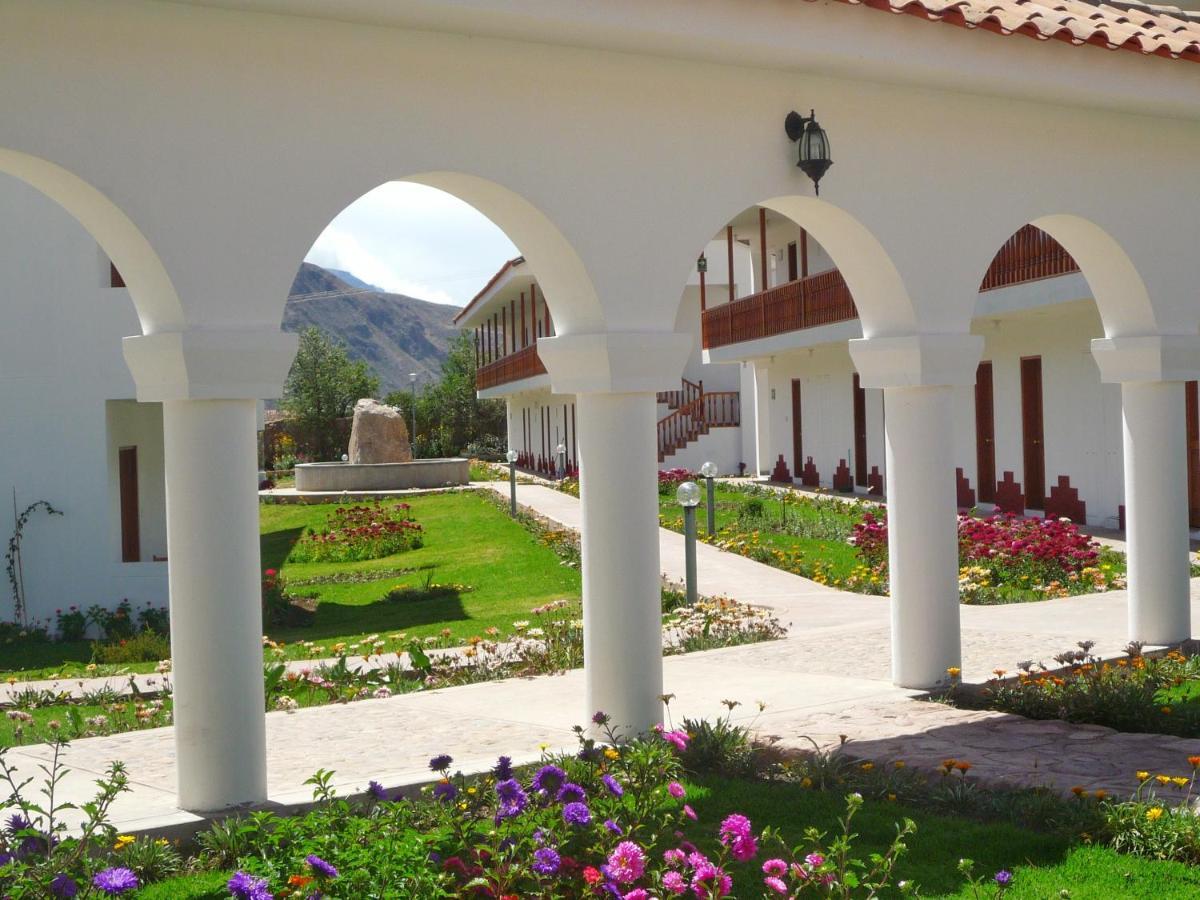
[288,501,423,563]
[948,642,1200,738]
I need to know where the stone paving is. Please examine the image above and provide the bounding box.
[5,480,1200,835]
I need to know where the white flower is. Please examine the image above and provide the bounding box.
[274,696,300,713]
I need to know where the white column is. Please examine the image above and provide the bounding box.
[123,328,297,812]
[850,333,982,690]
[1122,381,1190,644]
[753,360,771,476]
[1092,335,1199,648]
[884,385,961,686]
[164,399,267,810]
[505,398,519,453]
[537,331,692,737]
[576,391,663,732]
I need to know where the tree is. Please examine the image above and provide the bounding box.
[384,331,505,458]
[282,327,380,460]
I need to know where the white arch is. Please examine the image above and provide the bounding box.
[0,147,182,334]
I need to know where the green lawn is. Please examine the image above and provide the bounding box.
[2,491,579,678]
[687,775,1200,898]
[260,491,579,659]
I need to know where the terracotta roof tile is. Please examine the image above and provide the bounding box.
[817,0,1200,64]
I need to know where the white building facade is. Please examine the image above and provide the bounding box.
[0,173,168,630]
[3,0,1199,814]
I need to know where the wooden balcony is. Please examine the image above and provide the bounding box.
[702,268,857,350]
[702,225,1079,351]
[476,343,547,390]
[979,224,1080,291]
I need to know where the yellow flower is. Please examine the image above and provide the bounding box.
[1136,771,1151,782]
[801,777,813,789]
[945,667,961,678]
[113,834,135,850]
[1155,775,1172,786]
[1146,807,1164,821]
[1172,777,1189,788]
[887,792,897,802]
[604,748,620,760]
[1071,786,1084,797]
[860,762,874,772]
[893,760,906,769]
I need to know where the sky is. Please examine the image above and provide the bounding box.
[304,182,519,307]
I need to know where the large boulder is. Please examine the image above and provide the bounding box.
[347,399,412,464]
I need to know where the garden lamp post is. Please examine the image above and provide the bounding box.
[699,460,718,536]
[506,448,519,517]
[677,480,701,605]
[556,441,566,480]
[408,372,418,450]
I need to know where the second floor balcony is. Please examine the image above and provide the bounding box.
[476,342,547,391]
[702,225,1081,351]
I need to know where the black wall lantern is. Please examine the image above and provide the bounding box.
[785,109,832,195]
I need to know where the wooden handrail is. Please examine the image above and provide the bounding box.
[701,225,1079,350]
[475,343,547,390]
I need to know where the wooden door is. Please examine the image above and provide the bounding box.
[1187,382,1200,528]
[786,242,798,282]
[791,379,803,475]
[975,361,996,503]
[1020,356,1045,509]
[118,446,140,563]
[852,373,867,486]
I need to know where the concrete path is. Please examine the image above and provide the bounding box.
[6,480,1200,836]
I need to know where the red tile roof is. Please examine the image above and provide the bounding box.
[453,256,525,324]
[818,0,1200,64]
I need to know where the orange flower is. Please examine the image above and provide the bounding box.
[1094,790,1107,800]
[955,761,972,773]
[1071,786,1084,796]
[288,875,314,888]
[1188,755,1200,768]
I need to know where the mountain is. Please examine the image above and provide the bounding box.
[285,263,462,393]
[327,268,384,293]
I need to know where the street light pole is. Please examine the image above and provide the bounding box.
[700,460,718,536]
[408,372,418,453]
[677,481,701,605]
[505,448,519,517]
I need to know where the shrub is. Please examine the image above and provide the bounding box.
[87,599,137,641]
[136,601,170,635]
[289,501,423,563]
[657,467,695,496]
[54,606,87,642]
[261,569,316,628]
[91,629,172,665]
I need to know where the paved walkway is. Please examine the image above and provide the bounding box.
[5,482,1200,835]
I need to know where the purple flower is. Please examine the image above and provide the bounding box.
[602,774,624,798]
[50,874,78,898]
[557,782,586,804]
[663,870,687,894]
[4,814,30,834]
[667,781,685,799]
[92,867,139,895]
[433,779,458,803]
[306,854,339,879]
[605,818,623,835]
[624,890,649,900]
[0,851,12,868]
[563,801,592,826]
[532,846,561,875]
[495,778,528,819]
[592,711,610,725]
[532,764,566,795]
[493,755,514,780]
[367,780,387,801]
[429,754,453,772]
[995,870,1013,886]
[227,871,272,900]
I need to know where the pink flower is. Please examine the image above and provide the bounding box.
[607,841,647,884]
[763,876,788,895]
[691,863,732,898]
[662,871,687,894]
[762,859,788,877]
[661,730,690,752]
[624,891,649,900]
[663,848,686,868]
[718,813,757,860]
[683,804,697,821]
[805,853,825,868]
[668,781,686,799]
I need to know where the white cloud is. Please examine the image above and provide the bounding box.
[304,182,518,307]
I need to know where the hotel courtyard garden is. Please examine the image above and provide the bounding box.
[4,0,1200,896]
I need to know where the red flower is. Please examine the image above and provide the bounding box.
[582,866,603,885]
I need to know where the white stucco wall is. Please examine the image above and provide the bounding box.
[506,390,578,471]
[0,173,167,628]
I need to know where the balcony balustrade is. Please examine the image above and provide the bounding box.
[476,343,547,390]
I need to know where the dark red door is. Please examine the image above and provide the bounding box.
[1187,382,1200,528]
[1020,356,1045,509]
[852,373,867,487]
[119,447,140,563]
[975,361,996,503]
[791,379,803,476]
[786,242,798,282]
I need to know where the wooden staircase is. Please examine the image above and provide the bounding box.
[656,378,740,462]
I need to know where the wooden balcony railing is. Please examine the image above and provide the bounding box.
[702,268,857,350]
[657,388,740,461]
[979,224,1080,291]
[475,343,547,390]
[702,225,1080,350]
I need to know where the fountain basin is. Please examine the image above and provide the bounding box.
[294,458,470,492]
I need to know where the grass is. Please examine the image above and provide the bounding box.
[686,774,1200,898]
[262,491,580,659]
[2,491,578,678]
